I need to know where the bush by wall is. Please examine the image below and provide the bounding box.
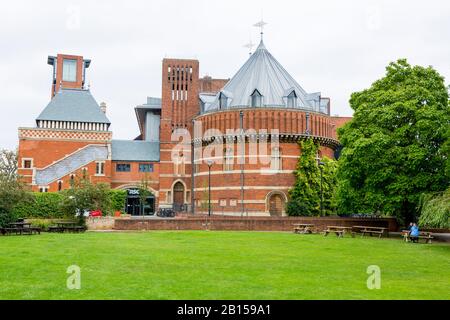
[109,189,127,213]
[12,192,66,219]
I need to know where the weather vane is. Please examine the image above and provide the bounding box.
[243,40,255,55]
[253,19,268,40]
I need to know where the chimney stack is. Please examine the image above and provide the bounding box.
[100,102,107,114]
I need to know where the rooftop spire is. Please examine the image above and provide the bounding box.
[253,19,267,41]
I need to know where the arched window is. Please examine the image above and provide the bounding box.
[57,180,63,191]
[287,91,297,108]
[219,92,227,109]
[251,89,262,107]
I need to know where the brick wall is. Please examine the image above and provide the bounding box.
[115,216,398,232]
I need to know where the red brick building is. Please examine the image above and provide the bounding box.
[17,40,351,216]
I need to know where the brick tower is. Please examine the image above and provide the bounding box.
[158,59,200,210]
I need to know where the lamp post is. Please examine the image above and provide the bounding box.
[207,160,213,217]
[318,161,325,216]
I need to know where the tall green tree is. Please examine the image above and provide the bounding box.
[287,138,337,216]
[337,59,450,223]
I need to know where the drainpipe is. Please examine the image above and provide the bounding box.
[240,110,245,216]
[191,119,195,215]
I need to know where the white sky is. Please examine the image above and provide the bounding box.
[1,0,449,150]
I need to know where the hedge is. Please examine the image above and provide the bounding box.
[11,190,128,219]
[12,192,66,219]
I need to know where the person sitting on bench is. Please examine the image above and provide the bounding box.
[410,223,420,243]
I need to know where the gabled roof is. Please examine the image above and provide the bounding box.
[206,40,327,113]
[111,140,160,162]
[36,88,110,124]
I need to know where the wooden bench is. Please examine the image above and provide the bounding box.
[323,226,353,238]
[293,224,315,234]
[402,230,434,244]
[352,226,387,238]
[48,221,86,233]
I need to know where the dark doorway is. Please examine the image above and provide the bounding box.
[269,193,284,216]
[125,189,155,216]
[173,182,185,211]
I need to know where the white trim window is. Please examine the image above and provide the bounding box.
[39,186,49,193]
[271,147,282,171]
[22,158,33,169]
[96,161,105,176]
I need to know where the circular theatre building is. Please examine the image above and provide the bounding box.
[191,40,342,216]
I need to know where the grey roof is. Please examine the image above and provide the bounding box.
[199,93,217,113]
[135,97,162,135]
[111,140,160,162]
[36,89,111,124]
[205,40,327,114]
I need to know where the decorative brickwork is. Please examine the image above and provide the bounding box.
[18,128,112,142]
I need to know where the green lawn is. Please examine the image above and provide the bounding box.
[0,231,449,300]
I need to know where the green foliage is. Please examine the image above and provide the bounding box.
[12,192,65,219]
[0,175,32,227]
[60,178,112,224]
[138,173,153,214]
[109,189,127,213]
[418,188,450,229]
[337,59,450,224]
[287,138,337,216]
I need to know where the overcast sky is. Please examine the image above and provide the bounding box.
[1,0,449,150]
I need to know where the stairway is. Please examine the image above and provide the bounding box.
[35,145,108,186]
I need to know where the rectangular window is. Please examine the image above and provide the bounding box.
[62,59,77,82]
[39,187,49,193]
[139,164,154,172]
[96,162,105,175]
[116,163,131,172]
[23,159,32,169]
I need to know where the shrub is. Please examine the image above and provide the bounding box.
[109,189,127,213]
[12,192,65,219]
[0,176,32,227]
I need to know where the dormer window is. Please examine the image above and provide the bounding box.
[251,89,262,107]
[219,92,227,109]
[287,91,297,108]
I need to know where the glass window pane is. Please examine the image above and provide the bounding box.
[63,59,77,82]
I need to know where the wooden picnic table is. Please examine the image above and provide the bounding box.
[401,230,433,243]
[49,221,86,233]
[352,226,387,238]
[324,226,353,238]
[3,222,41,235]
[293,223,315,234]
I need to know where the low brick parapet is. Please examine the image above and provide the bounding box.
[114,216,398,232]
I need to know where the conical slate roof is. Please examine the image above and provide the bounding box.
[205,40,326,113]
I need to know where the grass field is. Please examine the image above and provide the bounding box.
[0,231,449,300]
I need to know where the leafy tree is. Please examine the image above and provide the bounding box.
[109,189,127,213]
[418,188,449,229]
[138,173,153,215]
[287,138,337,216]
[337,59,450,224]
[0,175,32,227]
[60,177,112,225]
[0,149,18,182]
